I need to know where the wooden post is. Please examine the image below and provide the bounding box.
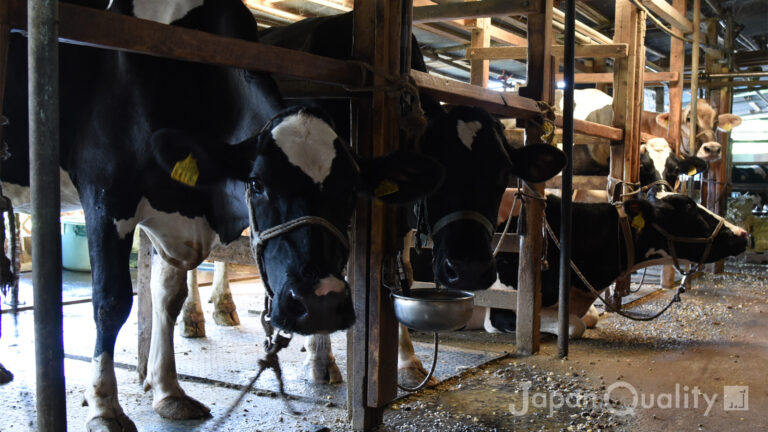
[516,0,552,356]
[667,0,686,154]
[468,15,490,87]
[348,0,402,429]
[136,228,153,381]
[610,0,645,307]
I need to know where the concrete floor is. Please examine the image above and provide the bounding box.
[1,260,766,431]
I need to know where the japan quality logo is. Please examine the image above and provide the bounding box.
[723,386,749,411]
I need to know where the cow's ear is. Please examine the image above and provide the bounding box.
[717,113,742,132]
[639,144,648,155]
[357,151,445,205]
[507,144,566,183]
[624,199,655,232]
[676,156,708,177]
[656,112,670,128]
[151,129,258,186]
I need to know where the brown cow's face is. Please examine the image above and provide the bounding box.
[655,99,741,162]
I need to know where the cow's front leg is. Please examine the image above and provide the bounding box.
[145,256,210,419]
[82,210,137,432]
[209,261,239,326]
[178,268,206,338]
[398,324,438,388]
[303,334,342,384]
[539,307,586,339]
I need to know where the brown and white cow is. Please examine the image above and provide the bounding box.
[644,98,741,162]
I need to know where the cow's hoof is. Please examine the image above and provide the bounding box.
[398,364,438,389]
[212,309,240,326]
[582,305,599,329]
[154,395,211,420]
[305,360,343,384]
[179,319,206,338]
[0,363,13,384]
[86,414,138,432]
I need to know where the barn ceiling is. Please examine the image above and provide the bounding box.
[245,0,768,101]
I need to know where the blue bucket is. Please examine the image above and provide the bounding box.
[61,219,91,272]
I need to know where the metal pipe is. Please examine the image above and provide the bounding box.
[558,0,575,359]
[702,71,768,79]
[28,0,67,430]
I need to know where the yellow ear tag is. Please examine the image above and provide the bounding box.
[374,179,399,197]
[721,123,733,132]
[631,213,645,231]
[171,153,199,187]
[688,166,698,176]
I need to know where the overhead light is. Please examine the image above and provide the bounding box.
[556,81,566,89]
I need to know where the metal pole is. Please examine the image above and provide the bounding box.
[702,71,768,79]
[558,0,575,358]
[29,0,67,430]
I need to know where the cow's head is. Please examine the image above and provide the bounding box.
[628,193,748,266]
[656,100,741,161]
[152,105,444,335]
[419,106,565,291]
[639,138,707,198]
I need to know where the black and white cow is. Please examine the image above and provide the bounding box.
[254,12,566,386]
[2,1,443,429]
[483,193,748,337]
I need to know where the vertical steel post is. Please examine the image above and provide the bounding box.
[28,0,67,430]
[558,0,575,358]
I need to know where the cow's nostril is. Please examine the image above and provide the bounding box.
[286,290,308,318]
[444,259,459,281]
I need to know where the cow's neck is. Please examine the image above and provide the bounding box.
[544,197,629,291]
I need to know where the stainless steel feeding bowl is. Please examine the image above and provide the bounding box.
[392,289,475,332]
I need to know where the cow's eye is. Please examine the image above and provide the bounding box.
[248,177,265,194]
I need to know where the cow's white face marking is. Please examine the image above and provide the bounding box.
[113,197,221,270]
[645,138,672,180]
[2,168,81,213]
[272,112,338,185]
[456,120,482,150]
[133,0,204,24]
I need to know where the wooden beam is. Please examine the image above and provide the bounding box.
[411,70,542,119]
[244,0,304,22]
[474,287,518,309]
[641,0,693,33]
[413,0,540,23]
[469,15,490,87]
[554,116,623,141]
[7,0,365,88]
[467,44,628,60]
[553,71,678,84]
[487,23,528,46]
[551,7,613,45]
[303,0,352,12]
